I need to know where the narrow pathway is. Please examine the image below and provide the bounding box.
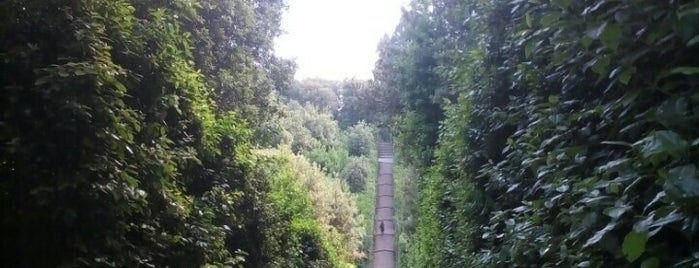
[372,142,395,268]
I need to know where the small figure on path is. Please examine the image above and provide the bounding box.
[379,220,384,234]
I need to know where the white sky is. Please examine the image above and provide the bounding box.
[274,0,410,80]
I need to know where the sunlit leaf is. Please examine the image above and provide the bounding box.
[650,211,684,229]
[604,206,630,218]
[584,222,616,247]
[587,22,607,39]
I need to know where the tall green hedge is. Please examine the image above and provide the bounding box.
[0,0,348,267]
[377,0,699,266]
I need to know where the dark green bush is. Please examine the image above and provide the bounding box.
[347,122,375,157]
[341,157,371,193]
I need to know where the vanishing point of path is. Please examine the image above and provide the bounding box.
[372,142,395,268]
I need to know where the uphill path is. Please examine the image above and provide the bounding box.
[372,142,395,268]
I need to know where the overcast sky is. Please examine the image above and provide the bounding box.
[274,0,409,81]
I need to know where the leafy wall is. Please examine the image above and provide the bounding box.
[376,0,699,266]
[0,0,356,267]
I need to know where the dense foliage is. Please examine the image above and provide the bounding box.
[274,79,380,266]
[341,157,372,193]
[346,122,375,157]
[271,100,339,153]
[0,0,363,267]
[253,148,362,267]
[392,159,419,267]
[283,79,340,113]
[376,0,699,267]
[335,79,384,129]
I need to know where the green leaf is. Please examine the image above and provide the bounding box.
[584,222,615,247]
[649,211,684,229]
[633,215,655,233]
[548,95,560,104]
[119,172,139,187]
[640,257,660,268]
[600,23,622,50]
[669,164,696,183]
[113,81,127,93]
[635,130,689,160]
[34,76,50,86]
[677,3,699,18]
[644,192,666,213]
[618,67,636,85]
[687,34,699,47]
[614,11,631,23]
[551,0,571,9]
[580,36,593,49]
[552,50,569,65]
[622,231,648,262]
[668,66,699,76]
[655,97,690,127]
[540,13,561,27]
[604,206,630,218]
[587,22,607,39]
[664,164,699,205]
[591,55,611,76]
[525,42,535,59]
[525,13,533,28]
[600,141,632,147]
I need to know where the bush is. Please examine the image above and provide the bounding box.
[340,157,371,193]
[346,122,375,157]
[254,147,363,265]
[305,145,350,176]
[275,101,339,153]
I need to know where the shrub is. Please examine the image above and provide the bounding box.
[346,122,375,157]
[341,157,371,193]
